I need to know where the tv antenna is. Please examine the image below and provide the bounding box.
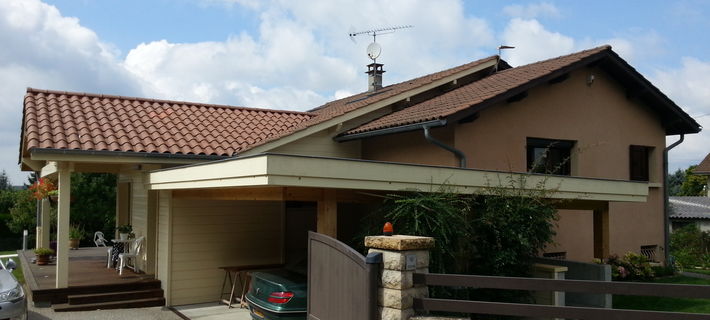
[349,25,412,63]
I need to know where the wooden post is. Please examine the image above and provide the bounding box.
[56,165,71,288]
[40,198,50,249]
[593,204,610,260]
[317,189,337,238]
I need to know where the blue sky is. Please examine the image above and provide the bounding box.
[1,0,709,184]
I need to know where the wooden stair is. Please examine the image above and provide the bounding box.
[51,280,165,312]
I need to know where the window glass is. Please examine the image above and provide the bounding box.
[527,138,574,175]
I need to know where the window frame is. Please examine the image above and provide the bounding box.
[526,137,575,176]
[629,145,652,181]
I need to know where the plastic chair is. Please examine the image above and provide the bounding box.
[94,231,108,247]
[118,236,144,275]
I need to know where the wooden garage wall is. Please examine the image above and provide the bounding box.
[168,198,284,306]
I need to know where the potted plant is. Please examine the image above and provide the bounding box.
[69,225,85,249]
[34,247,54,265]
[117,224,132,240]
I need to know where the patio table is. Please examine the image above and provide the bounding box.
[218,263,283,308]
[110,239,133,269]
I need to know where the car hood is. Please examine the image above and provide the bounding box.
[0,270,18,292]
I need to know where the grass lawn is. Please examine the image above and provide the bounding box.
[686,269,710,276]
[0,250,24,284]
[613,275,710,314]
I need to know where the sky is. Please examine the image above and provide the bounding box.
[0,0,709,185]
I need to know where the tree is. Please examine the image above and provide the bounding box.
[680,165,707,196]
[0,170,10,191]
[7,189,36,233]
[667,168,685,196]
[69,173,117,243]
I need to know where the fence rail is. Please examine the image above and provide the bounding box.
[413,272,710,320]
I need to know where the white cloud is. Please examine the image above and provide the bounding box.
[654,58,710,170]
[0,0,143,184]
[501,18,575,66]
[502,2,561,19]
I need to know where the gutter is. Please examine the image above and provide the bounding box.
[664,134,684,266]
[30,148,230,161]
[334,119,447,142]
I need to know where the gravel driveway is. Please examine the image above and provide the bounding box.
[29,304,183,320]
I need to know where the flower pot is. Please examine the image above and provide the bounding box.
[69,238,80,250]
[36,254,50,265]
[120,233,128,240]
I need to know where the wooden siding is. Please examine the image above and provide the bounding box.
[271,129,361,158]
[168,198,284,306]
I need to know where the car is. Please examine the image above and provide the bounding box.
[245,264,307,320]
[0,256,27,320]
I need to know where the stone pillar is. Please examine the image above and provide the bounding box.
[365,235,434,320]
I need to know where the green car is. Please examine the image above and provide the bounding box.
[245,267,307,320]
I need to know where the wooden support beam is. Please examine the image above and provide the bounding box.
[40,161,58,178]
[593,204,610,260]
[39,199,50,249]
[56,165,71,288]
[317,189,338,238]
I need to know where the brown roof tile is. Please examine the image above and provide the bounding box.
[346,46,612,135]
[695,153,710,174]
[21,89,315,158]
[235,55,499,152]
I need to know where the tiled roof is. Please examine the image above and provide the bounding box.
[345,46,611,135]
[237,55,499,152]
[695,153,710,175]
[21,88,315,158]
[670,197,710,220]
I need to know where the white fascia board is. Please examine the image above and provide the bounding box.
[146,154,648,202]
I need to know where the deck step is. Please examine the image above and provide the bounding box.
[35,279,162,304]
[67,288,164,305]
[53,297,165,312]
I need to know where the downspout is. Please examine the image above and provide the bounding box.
[664,134,684,266]
[423,125,467,168]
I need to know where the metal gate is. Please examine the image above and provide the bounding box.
[307,231,381,320]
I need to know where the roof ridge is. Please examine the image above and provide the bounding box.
[497,44,611,73]
[25,87,317,116]
[308,55,499,112]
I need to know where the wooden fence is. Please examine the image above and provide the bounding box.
[413,273,710,320]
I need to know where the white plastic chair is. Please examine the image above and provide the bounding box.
[118,236,144,275]
[94,231,108,247]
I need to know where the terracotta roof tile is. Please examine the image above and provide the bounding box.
[346,46,612,135]
[22,89,315,157]
[695,153,710,174]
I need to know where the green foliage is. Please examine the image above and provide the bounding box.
[670,224,710,269]
[0,170,10,190]
[680,166,707,196]
[613,275,710,314]
[7,189,36,234]
[117,224,132,233]
[69,173,117,245]
[33,247,53,255]
[69,224,86,240]
[601,252,655,281]
[667,168,685,196]
[374,189,471,275]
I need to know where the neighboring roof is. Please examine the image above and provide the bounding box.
[20,88,315,158]
[341,45,701,137]
[670,197,710,220]
[695,153,710,175]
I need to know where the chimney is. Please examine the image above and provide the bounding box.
[366,63,385,92]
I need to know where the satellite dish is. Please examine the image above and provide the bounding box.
[367,42,381,60]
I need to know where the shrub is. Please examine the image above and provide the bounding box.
[601,252,654,281]
[34,247,54,256]
[670,224,710,269]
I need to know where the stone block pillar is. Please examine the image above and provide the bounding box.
[365,235,435,320]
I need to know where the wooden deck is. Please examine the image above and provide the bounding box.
[19,247,161,307]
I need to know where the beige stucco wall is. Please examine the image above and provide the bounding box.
[361,67,667,262]
[164,198,284,306]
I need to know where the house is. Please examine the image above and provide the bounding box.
[669,196,710,232]
[694,153,710,197]
[18,45,700,306]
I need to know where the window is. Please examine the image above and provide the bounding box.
[527,138,574,175]
[630,145,652,181]
[640,245,658,262]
